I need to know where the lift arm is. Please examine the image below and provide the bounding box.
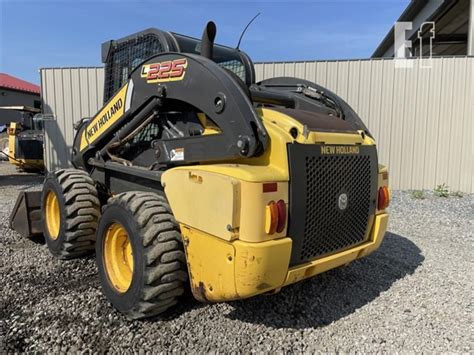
[72,52,268,169]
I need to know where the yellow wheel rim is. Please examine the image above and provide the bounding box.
[104,223,134,293]
[45,190,60,240]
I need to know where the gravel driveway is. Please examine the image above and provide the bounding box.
[1,162,472,352]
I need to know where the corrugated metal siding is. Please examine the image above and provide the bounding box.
[40,67,104,172]
[41,58,473,192]
[255,57,473,193]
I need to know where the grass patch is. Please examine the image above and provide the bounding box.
[411,190,425,199]
[434,184,449,198]
[450,191,463,198]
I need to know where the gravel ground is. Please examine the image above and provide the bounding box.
[1,161,472,352]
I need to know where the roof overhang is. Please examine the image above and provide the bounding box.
[371,0,465,57]
[0,106,41,113]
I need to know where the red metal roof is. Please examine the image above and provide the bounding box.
[0,73,40,95]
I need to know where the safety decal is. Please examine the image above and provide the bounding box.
[170,148,184,161]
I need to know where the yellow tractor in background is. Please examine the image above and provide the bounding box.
[1,105,44,171]
[10,22,390,319]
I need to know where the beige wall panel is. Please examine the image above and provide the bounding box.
[274,62,285,77]
[459,59,473,193]
[388,62,407,189]
[425,63,439,190]
[346,61,361,114]
[305,62,317,82]
[326,61,338,93]
[435,58,455,187]
[357,60,373,130]
[294,62,306,79]
[448,57,469,192]
[284,62,295,77]
[336,61,349,101]
[411,62,431,189]
[41,67,104,172]
[366,60,383,142]
[377,60,396,170]
[315,61,328,87]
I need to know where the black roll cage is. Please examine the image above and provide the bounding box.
[101,28,256,103]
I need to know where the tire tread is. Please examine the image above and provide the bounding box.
[45,168,100,259]
[107,191,187,319]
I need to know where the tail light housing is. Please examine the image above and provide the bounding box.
[8,127,15,135]
[265,200,287,235]
[275,200,286,233]
[378,186,390,210]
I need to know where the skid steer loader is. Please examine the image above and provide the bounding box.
[10,22,390,319]
[1,106,44,171]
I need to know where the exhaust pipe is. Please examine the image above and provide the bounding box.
[200,21,216,59]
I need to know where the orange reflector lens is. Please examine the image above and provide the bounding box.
[383,186,390,208]
[265,201,279,235]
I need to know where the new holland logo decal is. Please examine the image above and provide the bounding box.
[80,83,128,151]
[141,58,188,83]
[320,145,360,155]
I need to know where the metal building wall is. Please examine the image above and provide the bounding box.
[255,57,473,193]
[40,67,104,172]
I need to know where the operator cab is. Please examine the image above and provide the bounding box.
[101,27,254,103]
[100,25,255,168]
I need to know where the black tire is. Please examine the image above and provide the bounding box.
[42,168,100,259]
[96,191,188,319]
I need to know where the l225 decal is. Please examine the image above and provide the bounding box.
[141,58,188,83]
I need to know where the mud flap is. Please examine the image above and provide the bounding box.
[9,191,43,239]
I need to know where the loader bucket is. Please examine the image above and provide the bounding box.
[9,191,43,239]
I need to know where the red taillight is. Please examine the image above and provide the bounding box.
[265,200,287,235]
[378,186,390,210]
[276,200,286,233]
[8,128,15,135]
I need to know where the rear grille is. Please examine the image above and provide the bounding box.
[17,139,43,160]
[302,155,371,259]
[287,144,377,265]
